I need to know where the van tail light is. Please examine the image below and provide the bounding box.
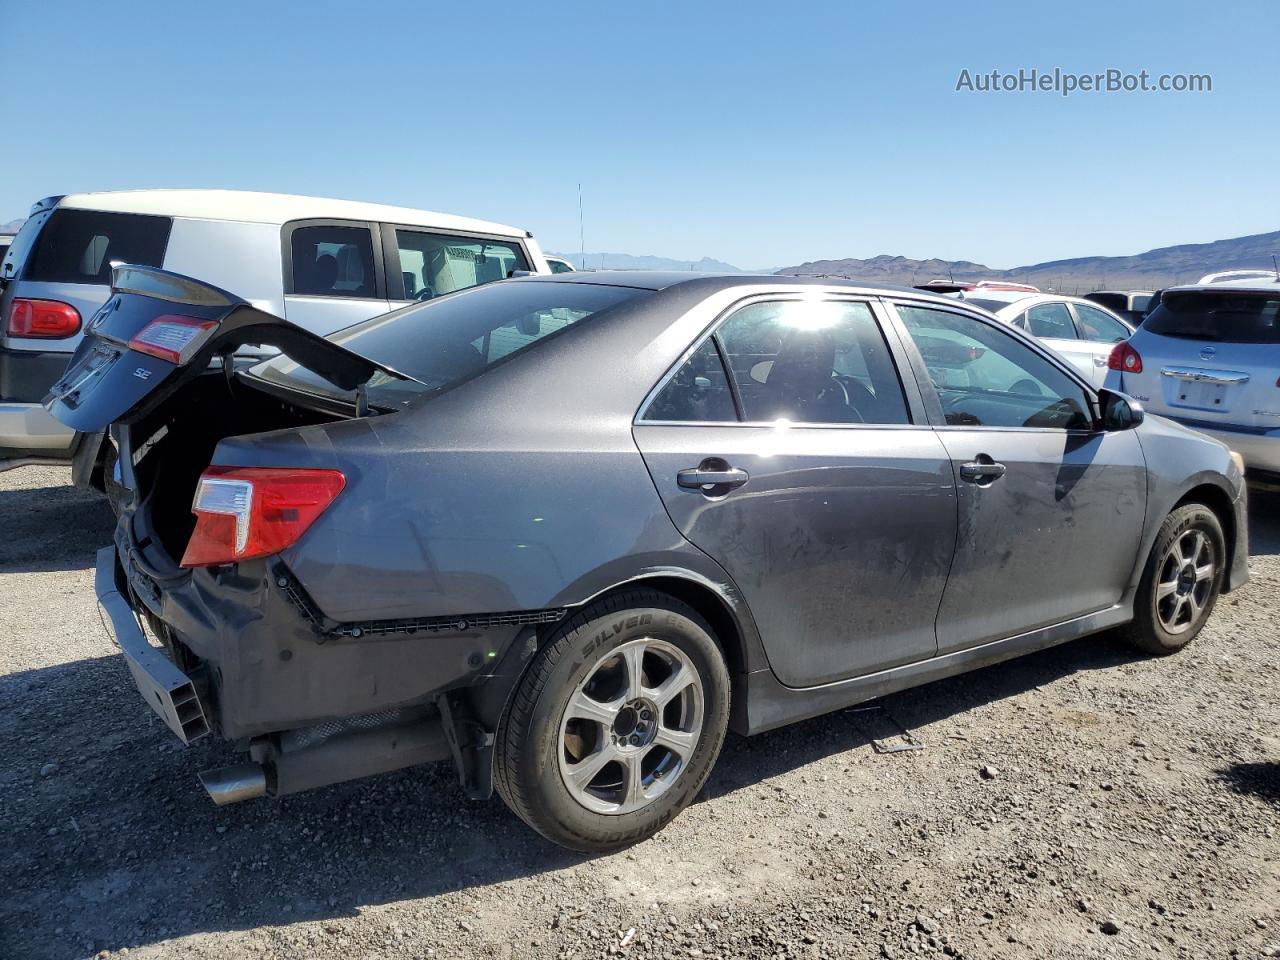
[128,315,218,364]
[180,467,346,568]
[6,298,82,338]
[1107,342,1143,374]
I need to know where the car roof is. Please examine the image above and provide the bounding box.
[52,189,529,238]
[1162,277,1280,295]
[511,270,968,304]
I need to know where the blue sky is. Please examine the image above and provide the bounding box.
[1,0,1275,268]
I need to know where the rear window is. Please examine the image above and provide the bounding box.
[1144,290,1280,344]
[22,209,171,284]
[248,280,652,407]
[960,297,1018,314]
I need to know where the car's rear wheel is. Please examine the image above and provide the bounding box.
[1122,503,1226,655]
[494,588,730,852]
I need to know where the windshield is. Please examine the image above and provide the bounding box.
[1144,290,1280,344]
[247,280,652,407]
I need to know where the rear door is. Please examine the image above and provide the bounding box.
[633,295,957,687]
[889,301,1147,653]
[382,226,531,309]
[281,220,390,336]
[1022,301,1099,384]
[1070,302,1132,385]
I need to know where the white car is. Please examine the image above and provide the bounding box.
[951,290,1134,387]
[1105,273,1280,483]
[0,189,550,478]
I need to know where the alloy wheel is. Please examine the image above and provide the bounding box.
[557,638,704,815]
[1154,528,1217,635]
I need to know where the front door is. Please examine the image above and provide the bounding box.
[633,297,957,687]
[890,302,1147,653]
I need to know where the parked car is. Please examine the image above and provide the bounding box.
[952,290,1134,386]
[1104,274,1280,485]
[1084,290,1154,327]
[915,279,1039,295]
[0,233,13,265]
[545,255,576,274]
[51,267,1247,852]
[0,190,549,482]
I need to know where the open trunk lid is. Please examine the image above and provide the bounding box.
[44,264,413,432]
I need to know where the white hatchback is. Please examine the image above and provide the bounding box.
[950,290,1134,387]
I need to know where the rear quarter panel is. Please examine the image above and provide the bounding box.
[210,282,769,666]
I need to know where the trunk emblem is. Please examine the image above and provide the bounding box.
[133,367,153,380]
[1200,346,1217,360]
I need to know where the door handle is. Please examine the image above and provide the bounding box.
[1093,356,1107,367]
[677,462,749,492]
[959,458,1007,484]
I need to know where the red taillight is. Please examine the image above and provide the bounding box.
[180,467,346,568]
[6,298,82,338]
[128,315,218,364]
[1107,342,1143,374]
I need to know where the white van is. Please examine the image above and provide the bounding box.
[0,190,549,477]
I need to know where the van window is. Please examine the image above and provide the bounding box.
[289,225,377,298]
[21,209,171,284]
[394,230,529,300]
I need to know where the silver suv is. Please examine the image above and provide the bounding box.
[1105,274,1280,483]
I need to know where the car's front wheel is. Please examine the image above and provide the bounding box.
[1122,503,1226,655]
[494,588,730,852]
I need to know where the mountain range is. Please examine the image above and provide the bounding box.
[560,229,1280,292]
[547,251,773,274]
[776,230,1280,292]
[6,219,1277,291]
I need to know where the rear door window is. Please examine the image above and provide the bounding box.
[21,209,171,284]
[392,230,529,300]
[1073,303,1131,343]
[643,339,738,422]
[288,224,378,298]
[1024,302,1078,340]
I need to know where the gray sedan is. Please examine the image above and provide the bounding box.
[48,267,1248,852]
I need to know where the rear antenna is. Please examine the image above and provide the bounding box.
[1272,254,1279,282]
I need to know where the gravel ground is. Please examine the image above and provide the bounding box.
[1,464,1277,960]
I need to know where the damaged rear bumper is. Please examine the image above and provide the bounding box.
[95,545,211,744]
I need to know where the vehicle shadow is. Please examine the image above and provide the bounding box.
[1215,762,1280,805]
[1246,485,1280,557]
[0,482,115,572]
[1,630,1140,959]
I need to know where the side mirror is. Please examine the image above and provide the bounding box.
[1099,388,1144,432]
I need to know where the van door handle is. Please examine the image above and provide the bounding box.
[677,464,749,492]
[1093,356,1107,367]
[959,458,1007,484]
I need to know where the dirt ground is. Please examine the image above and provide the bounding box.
[1,464,1277,960]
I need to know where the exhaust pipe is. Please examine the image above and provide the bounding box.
[199,763,268,805]
[198,717,450,805]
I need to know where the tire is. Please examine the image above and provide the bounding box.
[494,588,730,852]
[1121,503,1226,656]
